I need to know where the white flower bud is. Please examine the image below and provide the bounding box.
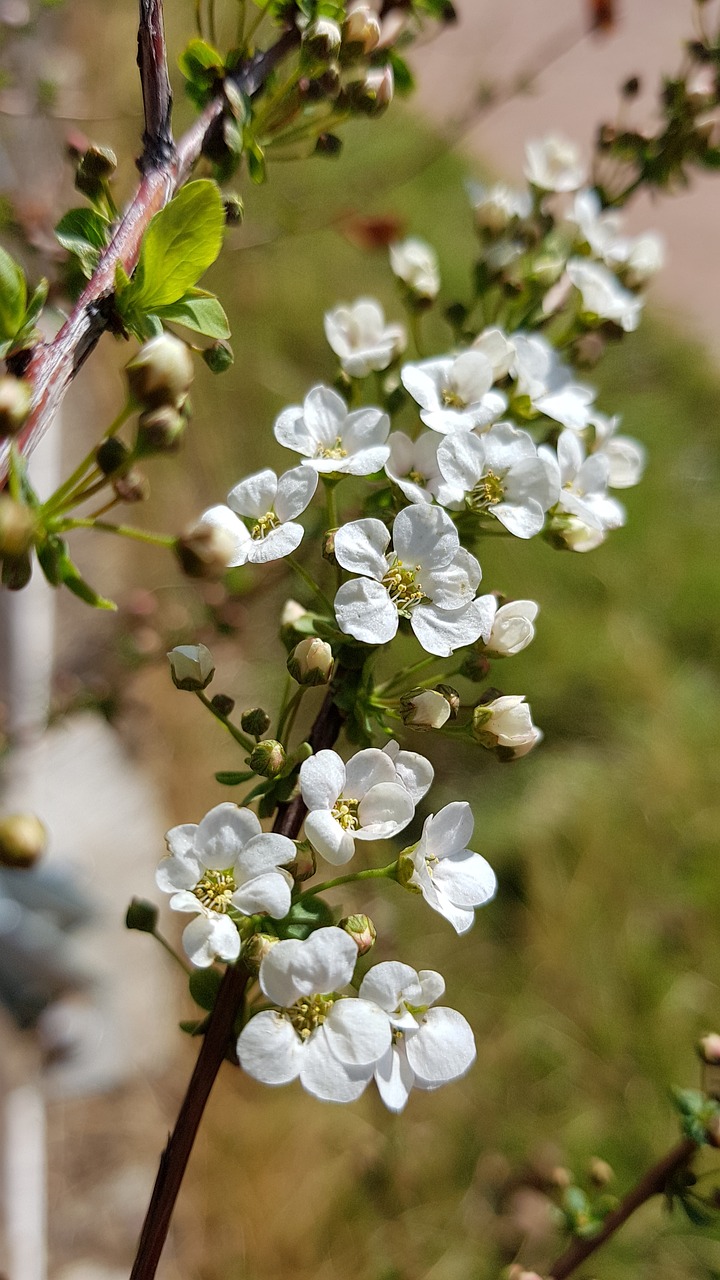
[339,913,377,955]
[524,134,587,193]
[243,933,280,973]
[389,236,440,302]
[470,183,531,234]
[175,517,238,578]
[126,334,194,410]
[346,64,394,116]
[400,688,452,730]
[167,643,215,691]
[302,17,342,64]
[486,600,539,657]
[548,514,607,554]
[620,233,664,288]
[287,637,334,686]
[699,1034,720,1065]
[0,375,32,439]
[0,812,47,868]
[0,496,36,559]
[343,5,381,54]
[472,695,542,760]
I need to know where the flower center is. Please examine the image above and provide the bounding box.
[442,387,467,409]
[406,468,427,487]
[251,510,280,540]
[287,993,335,1039]
[193,869,235,912]
[331,796,360,830]
[467,470,505,510]
[315,436,348,461]
[381,559,426,616]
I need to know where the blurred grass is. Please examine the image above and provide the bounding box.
[53,4,720,1274]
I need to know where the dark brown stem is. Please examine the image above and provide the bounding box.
[128,688,345,1280]
[547,1137,697,1279]
[137,0,175,170]
[0,26,299,485]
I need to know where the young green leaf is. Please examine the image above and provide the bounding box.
[55,208,110,278]
[123,180,225,314]
[0,245,27,342]
[153,288,230,339]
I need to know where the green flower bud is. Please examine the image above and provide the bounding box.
[0,812,47,868]
[126,334,194,411]
[202,341,234,374]
[211,693,235,717]
[136,405,186,454]
[243,932,280,973]
[339,913,376,955]
[1,550,32,591]
[223,195,244,226]
[0,376,32,439]
[167,643,215,691]
[287,637,334,686]
[75,144,117,197]
[240,707,271,737]
[125,896,159,933]
[0,496,36,559]
[248,739,286,778]
[96,437,130,476]
[315,132,343,157]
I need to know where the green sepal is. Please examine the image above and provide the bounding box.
[179,1017,210,1036]
[388,50,415,96]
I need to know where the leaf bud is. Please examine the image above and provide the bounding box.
[202,341,234,374]
[339,913,376,955]
[175,519,237,579]
[588,1157,614,1187]
[126,334,195,411]
[210,693,235,717]
[287,636,334,686]
[0,812,47,868]
[96,436,130,476]
[342,5,381,56]
[0,376,32,439]
[243,932,280,973]
[167,643,215,691]
[125,896,159,933]
[241,707,271,737]
[136,405,186,453]
[247,739,286,778]
[344,64,394,117]
[301,17,342,69]
[0,496,36,559]
[286,839,316,883]
[223,194,244,226]
[400,688,452,730]
[112,468,150,504]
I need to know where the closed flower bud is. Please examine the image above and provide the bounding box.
[125,896,159,933]
[126,334,194,411]
[342,5,381,55]
[302,17,342,67]
[588,1157,614,1187]
[322,528,338,564]
[223,195,244,226]
[202,341,234,374]
[167,643,215,691]
[345,64,394,117]
[0,496,36,559]
[243,932,280,973]
[699,1034,720,1065]
[486,599,539,657]
[241,707,271,737]
[96,437,130,476]
[315,132,343,157]
[0,812,47,868]
[286,839,316,883]
[1,550,32,590]
[459,649,491,682]
[113,468,150,504]
[389,236,440,302]
[137,405,186,453]
[472,695,542,760]
[176,519,237,579]
[75,144,117,197]
[339,913,377,955]
[400,688,452,730]
[287,636,334,686]
[435,684,460,717]
[0,376,32,439]
[210,693,235,717]
[248,739,286,778]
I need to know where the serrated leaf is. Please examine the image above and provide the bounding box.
[154,288,230,338]
[55,208,109,278]
[0,244,27,341]
[124,180,225,313]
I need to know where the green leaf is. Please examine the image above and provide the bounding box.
[153,288,230,339]
[22,278,49,329]
[55,208,109,278]
[388,51,415,96]
[215,770,253,786]
[189,966,224,1011]
[178,38,224,108]
[278,895,336,940]
[0,245,27,341]
[124,180,225,314]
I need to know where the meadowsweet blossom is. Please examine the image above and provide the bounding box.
[237,928,391,1102]
[359,962,476,1111]
[404,801,496,933]
[385,430,460,506]
[333,504,494,656]
[219,466,319,564]
[300,748,415,865]
[389,237,440,300]
[157,804,296,967]
[437,424,558,538]
[566,258,643,332]
[401,351,507,434]
[524,135,586,192]
[381,738,434,801]
[324,298,406,377]
[540,430,626,532]
[472,695,542,759]
[589,413,647,488]
[483,597,539,656]
[567,188,625,261]
[511,334,595,430]
[274,385,390,475]
[469,181,532,232]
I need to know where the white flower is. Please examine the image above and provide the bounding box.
[385,430,461,506]
[540,430,626,532]
[157,804,296,967]
[274,385,390,475]
[389,237,440,301]
[405,801,497,934]
[400,688,451,730]
[469,181,532,233]
[619,232,664,287]
[237,928,391,1103]
[567,188,625,262]
[333,504,495,657]
[437,424,558,539]
[483,597,539,657]
[401,351,507,434]
[472,327,515,381]
[566,258,643,332]
[511,334,595,430]
[551,514,607,552]
[524,135,587,193]
[381,738,434,802]
[359,962,476,1112]
[589,413,646,488]
[472,695,542,759]
[300,748,415,865]
[205,466,318,565]
[324,298,406,377]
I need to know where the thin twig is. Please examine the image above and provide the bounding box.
[137,0,175,171]
[547,1137,697,1279]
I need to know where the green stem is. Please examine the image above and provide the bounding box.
[277,687,306,746]
[152,929,192,975]
[243,0,273,48]
[288,556,334,615]
[43,404,132,516]
[298,861,399,900]
[195,691,255,753]
[409,309,425,358]
[57,517,175,548]
[208,0,217,44]
[376,654,439,696]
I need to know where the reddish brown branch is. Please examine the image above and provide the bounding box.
[547,1137,697,1279]
[137,0,175,170]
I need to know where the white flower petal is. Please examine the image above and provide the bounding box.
[433,851,497,908]
[245,521,304,563]
[405,1007,476,1085]
[393,503,458,571]
[360,961,422,1013]
[300,750,346,811]
[182,913,240,967]
[232,870,292,919]
[227,469,278,519]
[334,578,398,645]
[325,998,392,1066]
[356,783,415,839]
[274,465,319,521]
[299,1026,372,1102]
[304,810,356,865]
[344,747,397,798]
[333,518,390,579]
[374,1043,414,1112]
[196,804,261,870]
[411,600,487,656]
[237,1011,302,1084]
[426,801,475,858]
